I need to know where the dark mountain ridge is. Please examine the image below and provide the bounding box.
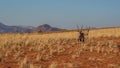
[34,24,62,32]
[0,23,63,33]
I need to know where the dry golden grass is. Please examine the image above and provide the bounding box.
[0,27,120,68]
[89,27,120,38]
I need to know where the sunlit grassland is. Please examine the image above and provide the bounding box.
[0,27,120,68]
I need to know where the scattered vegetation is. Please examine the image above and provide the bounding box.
[0,27,120,68]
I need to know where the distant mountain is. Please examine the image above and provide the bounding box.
[33,24,62,32]
[0,23,32,33]
[0,23,63,33]
[18,26,35,29]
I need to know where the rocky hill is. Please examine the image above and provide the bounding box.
[33,24,62,32]
[0,23,63,33]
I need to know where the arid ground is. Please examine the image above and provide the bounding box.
[0,27,120,68]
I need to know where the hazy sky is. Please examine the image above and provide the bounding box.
[0,0,120,29]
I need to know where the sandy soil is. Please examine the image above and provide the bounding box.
[0,37,120,68]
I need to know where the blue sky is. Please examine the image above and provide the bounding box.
[0,0,120,29]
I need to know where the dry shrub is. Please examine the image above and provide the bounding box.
[0,27,120,67]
